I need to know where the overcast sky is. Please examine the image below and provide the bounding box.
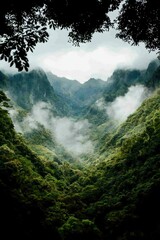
[1,28,157,83]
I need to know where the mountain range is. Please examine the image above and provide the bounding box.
[0,59,160,239]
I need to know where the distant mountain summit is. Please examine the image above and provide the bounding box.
[0,58,160,119]
[1,59,160,240]
[0,69,70,116]
[72,78,106,107]
[102,59,160,103]
[46,72,108,115]
[46,72,80,97]
[7,69,56,108]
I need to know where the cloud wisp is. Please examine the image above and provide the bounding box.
[53,117,93,156]
[96,84,151,124]
[9,102,94,156]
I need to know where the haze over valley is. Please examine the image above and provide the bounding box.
[1,0,160,239]
[0,58,160,239]
[2,60,158,161]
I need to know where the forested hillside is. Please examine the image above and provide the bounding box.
[0,59,160,239]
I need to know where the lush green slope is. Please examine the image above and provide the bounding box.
[83,59,160,128]
[80,89,160,239]
[0,87,160,239]
[103,69,142,102]
[0,59,160,240]
[0,91,84,239]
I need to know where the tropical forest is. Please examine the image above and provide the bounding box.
[0,0,160,240]
[0,58,160,239]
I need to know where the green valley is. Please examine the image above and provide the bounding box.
[0,59,160,239]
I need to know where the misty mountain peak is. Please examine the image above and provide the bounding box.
[83,78,106,87]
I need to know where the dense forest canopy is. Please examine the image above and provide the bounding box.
[0,62,160,239]
[0,0,160,71]
[0,0,160,239]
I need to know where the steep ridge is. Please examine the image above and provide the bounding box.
[102,59,160,103]
[0,59,160,239]
[76,89,160,240]
[46,72,82,116]
[47,72,106,107]
[0,69,84,165]
[46,72,81,97]
[0,91,77,239]
[0,85,160,239]
[73,78,106,106]
[0,59,159,162]
[2,69,70,116]
[47,72,107,116]
[83,59,160,126]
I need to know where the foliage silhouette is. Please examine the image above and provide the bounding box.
[0,0,159,71]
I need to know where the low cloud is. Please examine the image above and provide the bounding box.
[0,28,156,83]
[9,102,94,156]
[95,98,106,111]
[96,85,150,124]
[27,29,156,83]
[106,85,150,123]
[53,117,93,156]
[38,47,143,83]
[9,109,24,133]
